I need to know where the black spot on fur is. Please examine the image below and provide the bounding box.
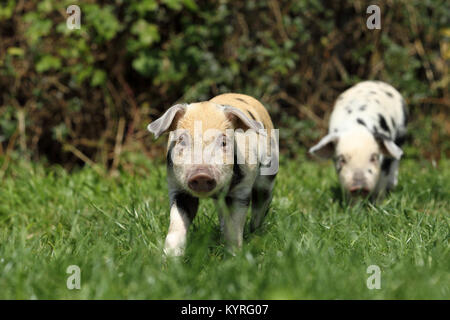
[174,192,199,221]
[231,164,244,187]
[375,99,380,104]
[359,104,367,111]
[252,188,270,208]
[385,91,394,98]
[395,134,406,147]
[225,196,233,207]
[347,109,352,114]
[373,131,390,142]
[381,158,393,174]
[230,152,244,190]
[369,91,377,95]
[235,97,249,104]
[357,118,366,127]
[166,141,175,168]
[378,114,390,134]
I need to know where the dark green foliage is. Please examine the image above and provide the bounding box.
[0,0,448,168]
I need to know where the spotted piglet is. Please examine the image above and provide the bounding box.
[148,94,278,256]
[309,81,408,200]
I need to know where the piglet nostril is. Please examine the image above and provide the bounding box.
[190,180,199,187]
[350,186,361,192]
[188,174,216,193]
[350,186,370,196]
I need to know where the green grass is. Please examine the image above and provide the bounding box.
[0,155,448,299]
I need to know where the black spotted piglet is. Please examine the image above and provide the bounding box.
[310,81,408,200]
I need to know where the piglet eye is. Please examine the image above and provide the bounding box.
[370,153,379,163]
[218,135,227,148]
[337,155,346,165]
[177,135,187,146]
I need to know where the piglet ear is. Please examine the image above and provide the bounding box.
[309,134,339,159]
[375,134,403,160]
[222,105,265,133]
[147,104,187,139]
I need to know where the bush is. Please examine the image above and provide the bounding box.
[0,0,448,169]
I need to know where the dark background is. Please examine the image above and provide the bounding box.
[0,0,448,171]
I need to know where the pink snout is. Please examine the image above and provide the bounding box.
[188,173,216,193]
[349,186,370,197]
[349,171,369,196]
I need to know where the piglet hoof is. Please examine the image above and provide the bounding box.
[165,245,183,254]
[163,246,185,258]
[163,235,185,257]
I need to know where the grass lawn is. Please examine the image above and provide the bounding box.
[0,155,448,299]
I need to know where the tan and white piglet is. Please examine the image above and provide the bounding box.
[148,93,278,256]
[309,81,408,200]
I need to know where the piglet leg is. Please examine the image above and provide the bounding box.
[164,192,198,256]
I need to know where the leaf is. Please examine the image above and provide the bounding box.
[182,0,198,11]
[85,4,122,42]
[131,20,160,46]
[36,55,61,73]
[0,0,15,20]
[7,47,24,57]
[91,69,107,87]
[162,0,183,11]
[132,53,159,76]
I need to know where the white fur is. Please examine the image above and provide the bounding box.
[164,202,191,256]
[330,81,406,137]
[310,81,407,198]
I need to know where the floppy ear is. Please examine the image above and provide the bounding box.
[147,104,187,139]
[222,105,265,133]
[374,134,403,160]
[309,134,339,159]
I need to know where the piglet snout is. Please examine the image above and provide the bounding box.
[349,171,369,195]
[188,170,216,193]
[349,185,370,196]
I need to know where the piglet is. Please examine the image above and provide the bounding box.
[309,81,407,200]
[148,93,278,256]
